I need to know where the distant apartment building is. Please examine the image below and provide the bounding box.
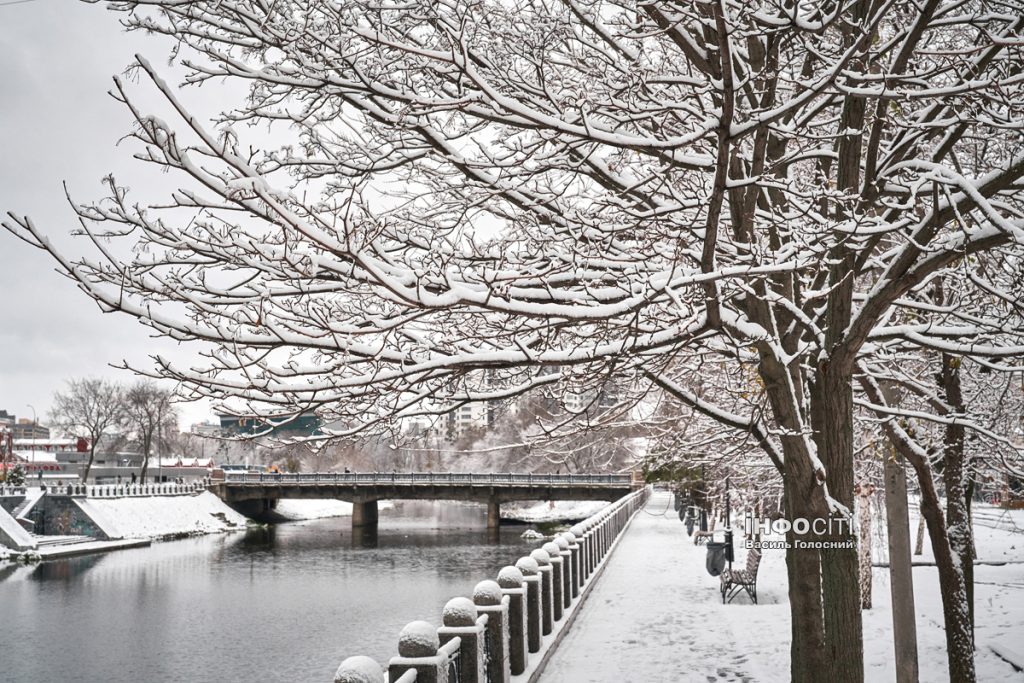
[445,402,490,437]
[12,418,50,440]
[218,412,321,436]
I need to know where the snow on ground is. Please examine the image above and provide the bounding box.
[867,500,1024,566]
[273,498,354,521]
[539,492,1024,683]
[84,491,248,540]
[502,500,608,524]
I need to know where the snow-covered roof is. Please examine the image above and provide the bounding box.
[13,450,59,463]
[13,438,79,447]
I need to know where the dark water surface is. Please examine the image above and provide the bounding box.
[0,502,542,683]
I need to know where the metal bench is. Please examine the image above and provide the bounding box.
[720,547,762,604]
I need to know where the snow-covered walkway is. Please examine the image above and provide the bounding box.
[541,492,779,682]
[540,492,1024,682]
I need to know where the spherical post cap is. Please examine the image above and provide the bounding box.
[569,525,585,536]
[443,597,478,626]
[397,621,439,657]
[554,536,570,550]
[562,531,577,545]
[334,656,383,683]
[497,565,525,587]
[530,548,552,566]
[542,541,561,557]
[515,556,540,575]
[474,580,503,606]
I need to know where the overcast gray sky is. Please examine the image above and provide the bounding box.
[0,1,224,429]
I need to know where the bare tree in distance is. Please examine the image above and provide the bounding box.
[50,377,124,482]
[4,1,1024,680]
[123,381,177,482]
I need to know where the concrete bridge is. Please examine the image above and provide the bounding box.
[210,472,636,530]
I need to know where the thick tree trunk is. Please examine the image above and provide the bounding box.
[940,353,975,644]
[811,369,864,682]
[785,473,826,683]
[907,457,976,682]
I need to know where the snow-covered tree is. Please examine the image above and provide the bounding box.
[50,377,125,482]
[122,381,177,481]
[5,1,1024,680]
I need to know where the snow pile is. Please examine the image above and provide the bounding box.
[502,500,608,523]
[273,498,354,521]
[84,492,247,540]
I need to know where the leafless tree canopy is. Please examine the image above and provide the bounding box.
[50,377,124,480]
[4,1,1023,680]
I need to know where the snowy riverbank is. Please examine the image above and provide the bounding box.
[82,491,249,540]
[501,499,608,524]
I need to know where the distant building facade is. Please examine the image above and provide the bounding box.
[12,418,50,440]
[218,412,321,436]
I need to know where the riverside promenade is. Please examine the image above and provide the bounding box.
[536,492,1024,682]
[538,491,786,683]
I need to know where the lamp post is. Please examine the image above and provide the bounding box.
[26,403,36,436]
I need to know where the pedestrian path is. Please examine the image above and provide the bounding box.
[539,492,789,683]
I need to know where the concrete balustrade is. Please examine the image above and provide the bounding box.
[438,598,488,683]
[496,566,528,675]
[514,557,542,654]
[473,582,511,683]
[80,478,211,499]
[531,548,555,634]
[341,486,650,683]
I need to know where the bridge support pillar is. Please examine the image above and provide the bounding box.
[352,499,379,529]
[486,500,501,530]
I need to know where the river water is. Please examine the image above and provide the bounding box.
[0,502,547,683]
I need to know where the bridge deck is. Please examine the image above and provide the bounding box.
[221,472,631,486]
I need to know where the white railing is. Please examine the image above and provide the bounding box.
[334,485,652,683]
[81,479,211,499]
[223,471,632,487]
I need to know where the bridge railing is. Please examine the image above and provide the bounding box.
[223,471,633,487]
[334,485,652,683]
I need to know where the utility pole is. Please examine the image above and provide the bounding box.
[884,449,920,683]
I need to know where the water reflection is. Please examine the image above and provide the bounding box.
[0,501,544,683]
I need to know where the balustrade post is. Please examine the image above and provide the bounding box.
[473,580,511,683]
[563,531,581,598]
[541,542,564,622]
[437,598,486,683]
[514,557,542,653]
[585,523,596,572]
[550,538,572,610]
[529,549,554,635]
[497,566,527,675]
[387,621,449,683]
